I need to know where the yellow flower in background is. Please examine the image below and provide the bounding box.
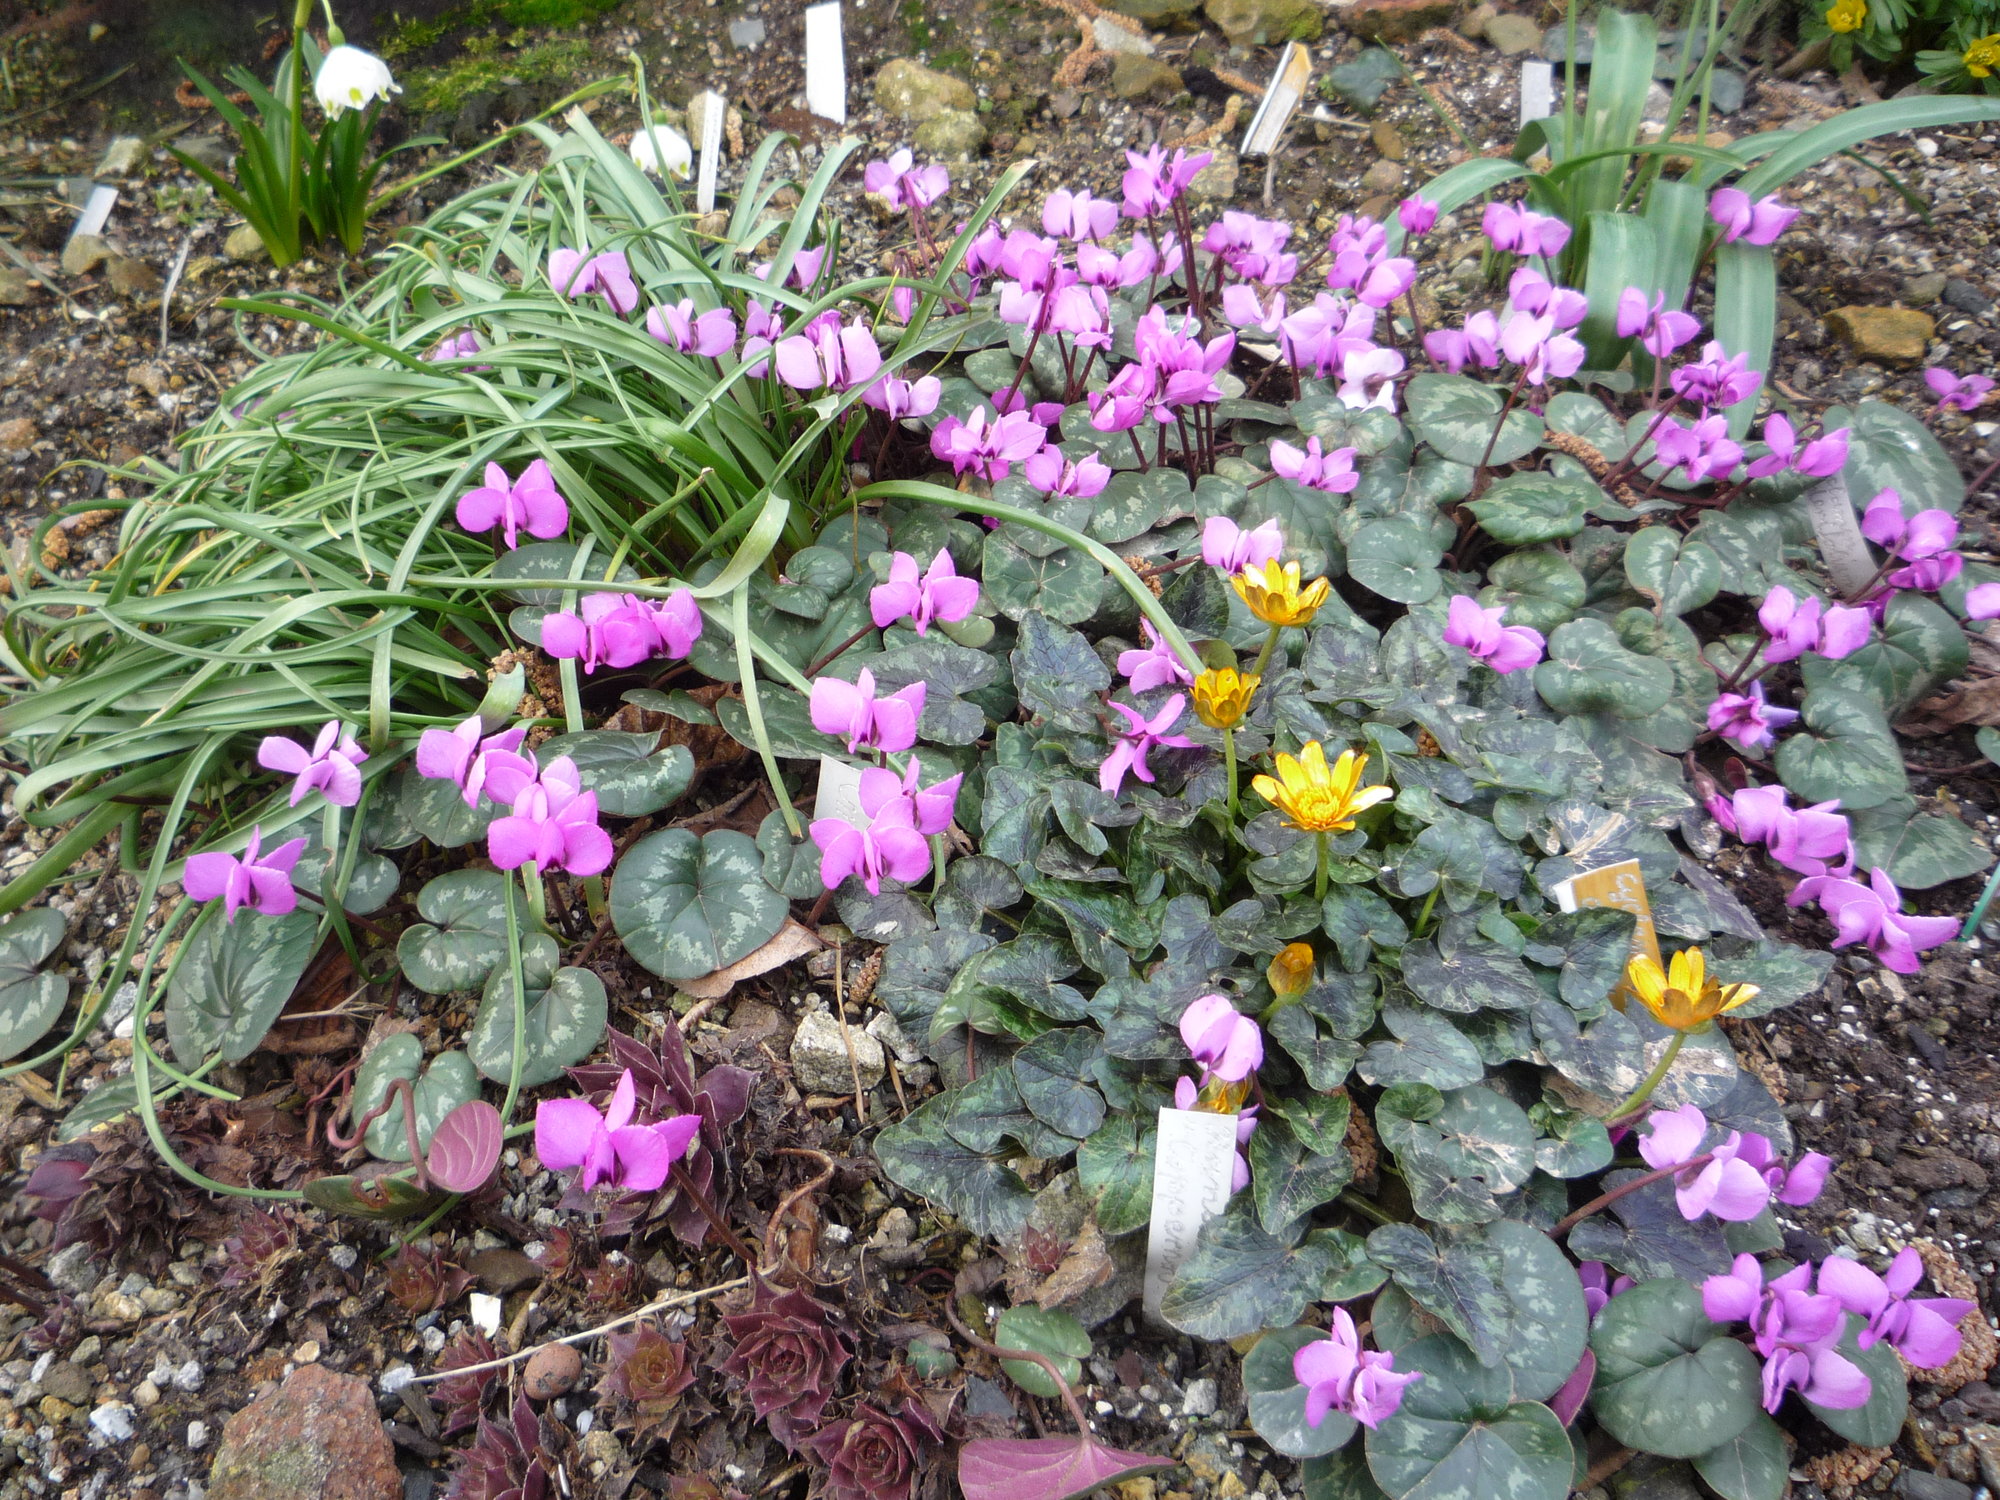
[1233,560,1331,628]
[1967,34,2000,78]
[1252,743,1392,834]
[1267,943,1315,998]
[1193,667,1260,729]
[1825,0,1866,34]
[1625,947,1759,1031]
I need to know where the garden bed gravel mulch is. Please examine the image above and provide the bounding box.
[4,4,2000,1500]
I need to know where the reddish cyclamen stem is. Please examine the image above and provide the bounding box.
[1550,1149,1714,1239]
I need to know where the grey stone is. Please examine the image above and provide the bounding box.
[1204,0,1321,46]
[873,58,976,121]
[0,267,34,306]
[174,1360,206,1393]
[1944,278,1995,316]
[1542,20,1593,62]
[913,108,986,162]
[864,1010,921,1065]
[39,1362,91,1405]
[1093,15,1156,55]
[789,1008,886,1094]
[1964,1424,2000,1492]
[1894,1473,1972,1500]
[1361,157,1405,193]
[61,234,111,277]
[1182,1377,1218,1416]
[727,16,765,48]
[95,136,147,178]
[178,136,230,171]
[1483,11,1542,55]
[46,1243,102,1297]
[1186,147,1240,205]
[223,224,268,263]
[1708,66,1745,114]
[88,1404,135,1444]
[1903,272,1948,305]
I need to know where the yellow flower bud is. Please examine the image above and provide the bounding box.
[1267,942,1315,998]
[1193,667,1260,729]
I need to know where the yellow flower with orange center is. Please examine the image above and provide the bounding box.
[1825,0,1866,32]
[1232,560,1331,628]
[1967,33,2000,77]
[1624,947,1759,1031]
[1193,667,1260,729]
[1251,743,1392,834]
[1267,942,1315,998]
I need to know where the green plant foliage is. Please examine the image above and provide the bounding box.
[468,934,609,1086]
[164,910,320,1066]
[0,910,70,1063]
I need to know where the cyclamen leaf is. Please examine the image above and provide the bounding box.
[1245,1325,1358,1458]
[959,1438,1176,1500]
[1362,1334,1573,1500]
[1589,1278,1761,1460]
[611,828,789,981]
[426,1099,503,1194]
[165,909,319,1066]
[994,1306,1091,1398]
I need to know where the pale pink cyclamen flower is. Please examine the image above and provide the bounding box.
[1100,694,1195,795]
[1117,618,1195,694]
[1860,487,1959,562]
[1637,1104,1773,1222]
[535,1069,701,1194]
[1614,288,1703,358]
[1443,595,1545,674]
[863,149,950,211]
[810,668,925,754]
[540,589,702,674]
[258,720,368,807]
[1707,680,1798,753]
[1709,188,1799,246]
[549,249,639,314]
[1269,437,1359,494]
[1120,144,1212,218]
[1483,200,1571,257]
[1023,445,1112,499]
[1397,196,1438,237]
[1925,367,1995,414]
[1708,784,1853,879]
[1293,1308,1420,1430]
[862,373,942,421]
[1653,413,1743,485]
[645,299,737,357]
[1043,187,1119,242]
[750,245,828,290]
[426,329,483,362]
[1671,342,1762,410]
[1179,993,1263,1082]
[1338,344,1406,412]
[1508,268,1587,328]
[870,549,980,635]
[1787,866,1959,975]
[810,778,932,894]
[1201,516,1284,574]
[1498,310,1585,387]
[1966,581,2000,620]
[488,756,614,877]
[1818,1247,1977,1368]
[184,826,307,923]
[416,716,538,810]
[1701,1256,1872,1413]
[773,316,884,392]
[929,407,1048,482]
[455,459,569,550]
[1745,415,1851,481]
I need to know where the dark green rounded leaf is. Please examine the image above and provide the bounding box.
[983,529,1106,623]
[1406,373,1545,468]
[397,870,509,994]
[1545,392,1622,452]
[1773,687,1906,812]
[1589,1278,1760,1459]
[470,939,608,1087]
[1800,591,1969,717]
[875,1094,1033,1238]
[165,909,319,1065]
[399,764,499,848]
[1847,798,1995,891]
[995,1306,1091,1398]
[489,542,640,604]
[1160,1205,1346,1339]
[1692,1412,1787,1500]
[352,1034,480,1162]
[1250,1117,1356,1236]
[1466,474,1594,546]
[1534,620,1675,719]
[1479,550,1587,635]
[537,732,695,816]
[1248,1325,1359,1458]
[1304,1446,1393,1500]
[0,909,69,1062]
[612,828,789,981]
[1363,1335,1572,1500]
[1623,528,1722,616]
[1806,1317,1906,1446]
[1377,1087,1536,1226]
[1077,1111,1157,1235]
[1348,519,1444,605]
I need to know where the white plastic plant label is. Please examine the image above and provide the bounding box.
[695,91,726,214]
[804,2,848,124]
[1520,61,1555,127]
[1143,1107,1241,1319]
[815,755,866,827]
[1241,41,1312,158]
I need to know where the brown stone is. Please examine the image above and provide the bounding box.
[1111,53,1185,101]
[523,1343,582,1400]
[107,255,163,298]
[1825,305,1936,366]
[1371,120,1407,160]
[1361,158,1405,193]
[1328,0,1459,43]
[0,417,37,453]
[208,1365,398,1500]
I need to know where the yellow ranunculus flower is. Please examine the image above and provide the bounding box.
[1624,947,1759,1031]
[1967,34,2000,78]
[1193,667,1260,729]
[1267,942,1315,998]
[1251,743,1392,834]
[1825,0,1866,33]
[1232,560,1331,628]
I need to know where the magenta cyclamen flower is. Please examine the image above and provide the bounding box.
[1397,196,1438,237]
[870,549,980,636]
[1818,1247,1976,1368]
[1117,619,1195,695]
[535,1069,701,1194]
[1860,487,1959,563]
[810,667,925,754]
[1443,595,1545,675]
[184,826,307,923]
[1707,681,1799,754]
[774,316,883,393]
[751,245,828,290]
[645,299,736,357]
[549,249,639,315]
[1482,200,1571,257]
[1100,694,1195,795]
[863,149,950,211]
[929,407,1048,482]
[1967,581,2000,620]
[1710,784,1854,879]
[455,459,569,550]
[860,758,962,838]
[426,330,483,362]
[1023,444,1112,499]
[1654,414,1743,485]
[1205,212,1298,287]
[1293,1308,1420,1430]
[1745,414,1851,481]
[258,719,368,807]
[1043,188,1119,242]
[1636,1104,1772,1222]
[1498,310,1585,387]
[541,589,702,675]
[1120,144,1211,218]
[1671,342,1763,410]
[1702,1256,1872,1413]
[488,756,614,877]
[1709,188,1799,247]
[1757,585,1871,663]
[1269,437,1360,494]
[1578,1263,1632,1320]
[1201,516,1284,574]
[416,716,537,810]
[1179,993,1263,1082]
[1737,1133,1832,1207]
[863,373,942,421]
[1508,268,1587,328]
[1925,367,1996,414]
[1614,289,1703,357]
[810,776,933,895]
[1787,865,1959,974]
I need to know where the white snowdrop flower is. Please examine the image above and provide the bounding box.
[314,46,400,117]
[629,123,692,178]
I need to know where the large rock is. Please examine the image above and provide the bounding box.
[107,256,163,298]
[1205,0,1321,45]
[789,1008,885,1095]
[208,1365,399,1500]
[913,107,987,162]
[0,268,36,306]
[1107,0,1204,26]
[873,59,976,121]
[1112,54,1185,101]
[96,136,147,178]
[1483,10,1542,54]
[1328,0,1459,42]
[1186,148,1241,206]
[223,224,269,263]
[1826,305,1935,366]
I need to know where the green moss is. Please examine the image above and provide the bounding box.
[397,33,596,114]
[379,0,622,61]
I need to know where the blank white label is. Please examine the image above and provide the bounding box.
[815,755,866,827]
[804,2,848,125]
[696,91,726,214]
[1520,61,1555,127]
[1143,1107,1241,1319]
[1242,42,1313,159]
[72,184,118,242]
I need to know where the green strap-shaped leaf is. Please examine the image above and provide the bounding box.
[1712,243,1775,439]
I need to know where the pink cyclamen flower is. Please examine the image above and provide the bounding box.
[863,149,950,211]
[183,826,307,923]
[1736,1132,1832,1207]
[1043,187,1119,242]
[1121,144,1212,218]
[1709,188,1799,246]
[1818,1247,1976,1368]
[455,459,569,550]
[1508,268,1586,327]
[930,407,1048,482]
[1671,342,1763,410]
[1397,196,1438,237]
[1269,437,1360,494]
[1701,1257,1872,1413]
[1614,288,1702,357]
[1355,257,1417,309]
[541,589,702,675]
[1205,212,1298,286]
[859,758,962,838]
[1861,487,1959,561]
[750,245,828,290]
[1788,866,1959,975]
[488,756,614,877]
[1707,680,1799,754]
[1966,581,2000,620]
[416,716,537,810]
[1338,344,1406,412]
[1100,694,1195,795]
[1293,1308,1419,1430]
[426,330,483,362]
[863,373,942,421]
[1654,414,1744,484]
[1117,618,1195,694]
[549,249,639,314]
[773,315,883,393]
[1024,445,1112,499]
[1925,367,1996,414]
[1443,594,1545,675]
[535,1069,701,1194]
[1179,993,1263,1083]
[1715,784,1853,879]
[1578,1263,1632,1321]
[1201,516,1284,574]
[1759,585,1825,664]
[1482,200,1571,257]
[258,719,368,807]
[810,668,925,754]
[1890,552,1965,592]
[645,299,737,357]
[810,792,931,895]
[870,549,980,636]
[1637,1105,1772,1223]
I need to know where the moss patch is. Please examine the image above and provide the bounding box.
[396,33,597,114]
[380,0,622,60]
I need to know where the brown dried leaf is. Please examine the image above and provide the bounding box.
[679,919,824,1000]
[1913,676,2000,729]
[1031,1219,1115,1310]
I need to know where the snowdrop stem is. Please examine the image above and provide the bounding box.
[1551,1148,1713,1238]
[1607,1030,1689,1122]
[287,0,313,208]
[1224,729,1239,822]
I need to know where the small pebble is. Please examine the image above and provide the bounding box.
[187,1419,211,1450]
[379,1364,416,1395]
[89,1404,135,1444]
[132,1380,161,1409]
[172,1361,204,1393]
[523,1344,583,1400]
[329,1246,358,1272]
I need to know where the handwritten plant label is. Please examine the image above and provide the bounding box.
[1143,1107,1241,1319]
[1241,41,1313,158]
[815,755,866,827]
[1550,857,1662,1006]
[803,2,848,125]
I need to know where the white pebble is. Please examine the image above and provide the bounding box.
[468,1293,503,1338]
[173,1360,204,1393]
[379,1363,416,1395]
[328,1246,358,1272]
[187,1419,211,1450]
[1917,138,1939,157]
[89,1404,135,1443]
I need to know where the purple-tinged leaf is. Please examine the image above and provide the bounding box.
[1549,1348,1595,1427]
[428,1099,504,1194]
[960,1437,1175,1500]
